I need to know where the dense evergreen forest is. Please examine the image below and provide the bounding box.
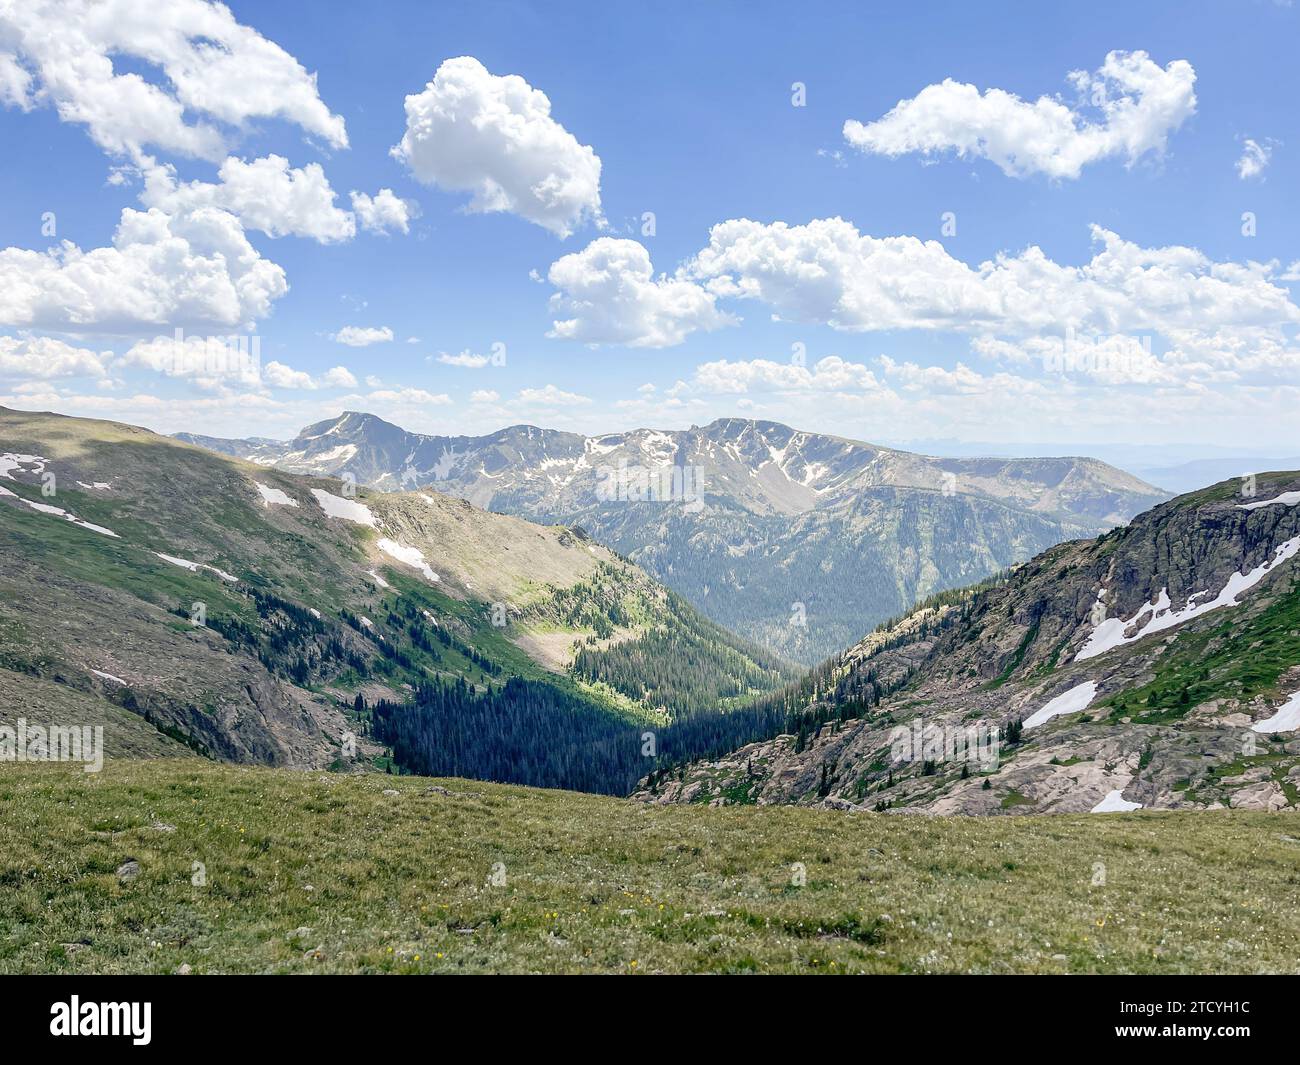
[570,584,794,714]
[371,676,792,795]
[186,554,976,796]
[366,583,962,795]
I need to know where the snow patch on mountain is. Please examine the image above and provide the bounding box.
[155,552,238,582]
[255,482,298,507]
[1091,789,1142,813]
[317,444,358,463]
[310,488,377,527]
[1252,691,1300,734]
[0,482,120,537]
[1237,490,1300,511]
[1024,681,1098,728]
[378,538,439,582]
[1077,535,1300,662]
[0,453,46,479]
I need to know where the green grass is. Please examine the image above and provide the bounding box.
[999,789,1035,810]
[0,496,250,623]
[2,759,1299,974]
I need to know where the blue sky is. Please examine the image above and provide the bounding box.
[2,0,1298,455]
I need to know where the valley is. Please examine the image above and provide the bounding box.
[181,413,1168,663]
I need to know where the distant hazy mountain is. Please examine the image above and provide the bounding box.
[1130,457,1300,495]
[897,437,1300,496]
[644,472,1300,815]
[178,413,1168,663]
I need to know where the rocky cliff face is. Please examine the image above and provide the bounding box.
[638,473,1300,815]
[180,414,1167,662]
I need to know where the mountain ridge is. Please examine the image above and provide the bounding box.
[177,411,1168,662]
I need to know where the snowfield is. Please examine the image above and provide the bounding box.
[310,488,377,526]
[154,552,238,582]
[1252,692,1300,734]
[378,538,439,582]
[0,483,120,537]
[1237,490,1300,511]
[0,453,46,479]
[1091,789,1143,813]
[255,482,298,507]
[1024,680,1098,729]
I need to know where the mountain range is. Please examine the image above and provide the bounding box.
[178,413,1168,663]
[6,406,1298,818]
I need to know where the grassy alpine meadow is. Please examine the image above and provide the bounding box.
[1,758,1298,975]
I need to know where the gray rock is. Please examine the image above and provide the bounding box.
[1229,782,1288,812]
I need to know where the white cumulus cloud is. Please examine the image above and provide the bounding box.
[843,50,1196,179]
[392,56,602,237]
[320,365,357,388]
[350,189,413,235]
[261,360,315,389]
[0,204,287,333]
[260,361,357,389]
[437,350,490,368]
[546,238,734,348]
[0,335,112,378]
[694,355,884,395]
[686,217,1299,340]
[142,155,356,243]
[0,0,348,162]
[517,384,590,406]
[331,325,393,347]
